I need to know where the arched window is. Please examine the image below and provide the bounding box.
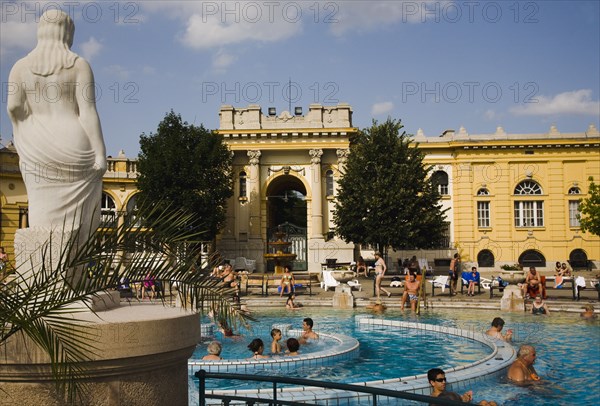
[431,170,449,195]
[325,170,334,197]
[514,180,544,227]
[568,187,582,227]
[239,171,247,198]
[477,249,495,268]
[100,192,116,227]
[569,249,588,269]
[126,194,141,227]
[518,250,546,268]
[477,188,491,228]
[514,180,542,195]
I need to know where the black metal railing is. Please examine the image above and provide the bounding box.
[195,370,464,406]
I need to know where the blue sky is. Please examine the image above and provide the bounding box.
[1,1,599,157]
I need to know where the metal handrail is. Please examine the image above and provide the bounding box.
[195,370,465,405]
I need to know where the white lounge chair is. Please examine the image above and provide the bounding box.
[428,275,449,293]
[347,279,362,291]
[320,270,341,291]
[233,257,256,273]
[417,258,433,274]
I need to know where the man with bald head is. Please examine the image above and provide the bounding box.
[508,345,540,383]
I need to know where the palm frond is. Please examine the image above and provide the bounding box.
[1,201,247,401]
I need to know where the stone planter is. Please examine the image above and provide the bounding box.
[500,270,526,285]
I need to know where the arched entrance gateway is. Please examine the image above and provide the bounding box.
[216,104,356,273]
[265,175,307,271]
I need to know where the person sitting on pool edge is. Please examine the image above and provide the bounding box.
[202,341,223,361]
[286,337,300,356]
[485,317,513,341]
[427,368,497,405]
[401,272,420,311]
[507,345,540,383]
[286,293,301,309]
[298,317,318,344]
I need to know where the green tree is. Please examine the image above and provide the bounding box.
[579,176,600,236]
[137,111,233,240]
[334,118,448,254]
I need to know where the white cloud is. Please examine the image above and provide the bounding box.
[330,1,447,36]
[212,50,237,72]
[0,21,37,57]
[141,2,302,49]
[180,13,301,49]
[104,64,131,80]
[371,101,394,116]
[484,109,497,120]
[79,37,103,61]
[142,66,156,75]
[510,89,600,116]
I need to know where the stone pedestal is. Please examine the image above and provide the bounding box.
[500,285,525,312]
[333,284,354,309]
[0,305,200,406]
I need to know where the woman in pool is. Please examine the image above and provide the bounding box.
[531,295,550,315]
[279,265,296,297]
[247,338,269,359]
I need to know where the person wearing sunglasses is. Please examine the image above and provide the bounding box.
[427,368,497,405]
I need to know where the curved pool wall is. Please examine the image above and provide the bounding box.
[188,328,360,374]
[190,316,516,404]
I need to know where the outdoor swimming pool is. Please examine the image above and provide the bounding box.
[190,308,599,405]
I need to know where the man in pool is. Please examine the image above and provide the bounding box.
[485,317,513,341]
[427,368,497,405]
[298,317,319,344]
[508,345,540,383]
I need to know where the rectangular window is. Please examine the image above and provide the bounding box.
[439,184,449,195]
[569,200,580,227]
[514,201,544,227]
[477,201,490,228]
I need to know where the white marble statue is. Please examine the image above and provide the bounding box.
[7,10,106,239]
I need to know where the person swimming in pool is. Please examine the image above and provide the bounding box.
[508,345,540,383]
[428,368,497,405]
[298,317,318,344]
[485,317,513,341]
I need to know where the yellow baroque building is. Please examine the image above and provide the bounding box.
[1,105,599,273]
[416,124,600,271]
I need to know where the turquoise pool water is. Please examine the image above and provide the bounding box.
[191,308,600,405]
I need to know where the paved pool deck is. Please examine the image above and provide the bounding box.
[238,270,599,313]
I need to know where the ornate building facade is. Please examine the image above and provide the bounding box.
[2,105,599,272]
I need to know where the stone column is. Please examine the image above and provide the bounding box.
[309,149,324,238]
[247,150,265,272]
[247,150,262,237]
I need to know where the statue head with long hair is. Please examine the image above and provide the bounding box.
[28,9,78,76]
